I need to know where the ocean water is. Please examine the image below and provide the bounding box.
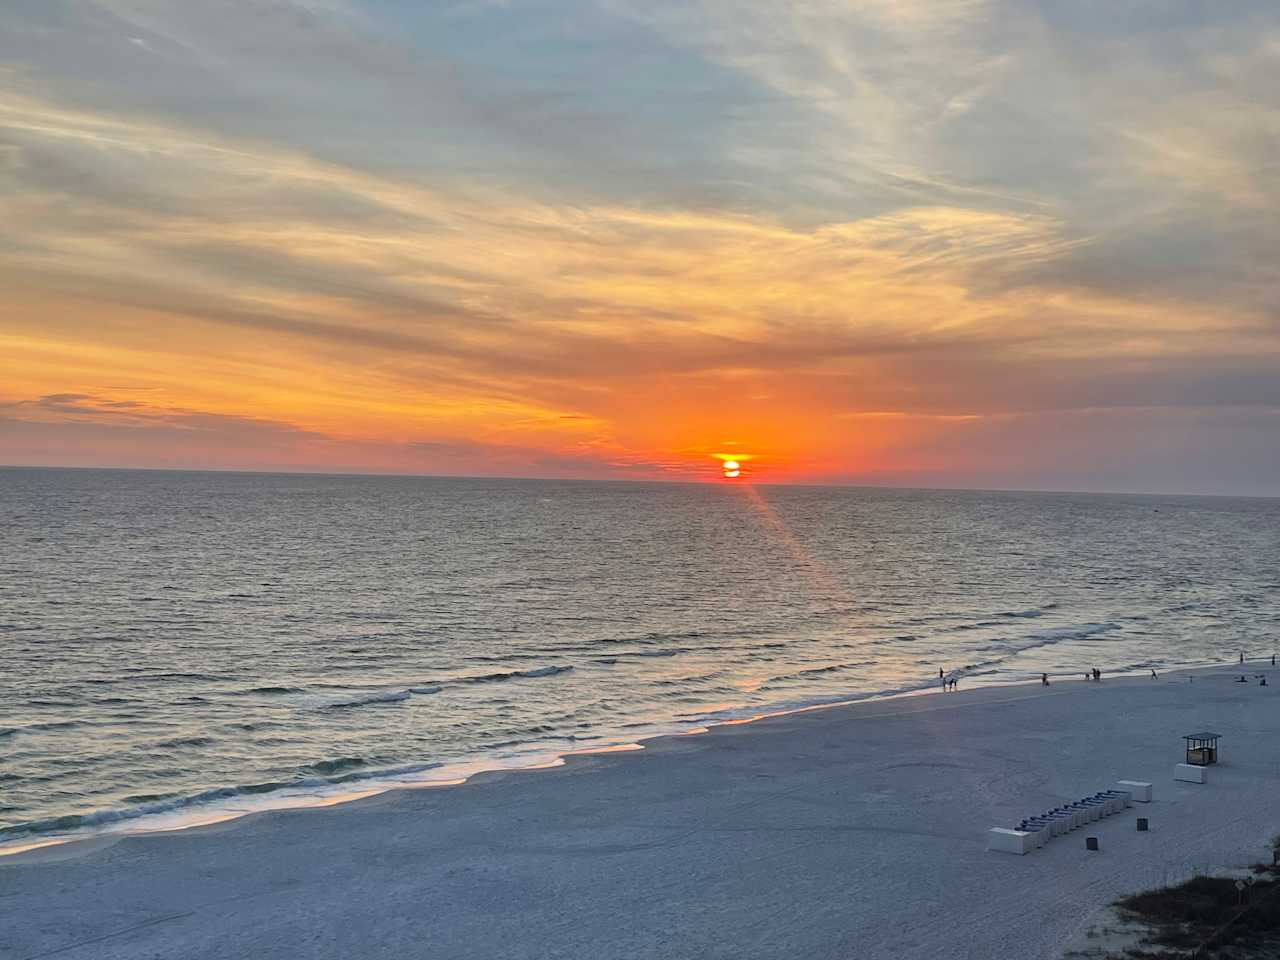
[3,467,1279,850]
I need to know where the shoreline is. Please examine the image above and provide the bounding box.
[0,655,1266,863]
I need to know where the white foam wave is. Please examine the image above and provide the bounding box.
[460,664,575,684]
[322,689,412,709]
[518,665,573,678]
[0,760,449,843]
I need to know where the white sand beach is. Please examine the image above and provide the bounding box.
[3,666,1277,960]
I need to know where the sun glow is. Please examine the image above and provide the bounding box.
[712,452,753,480]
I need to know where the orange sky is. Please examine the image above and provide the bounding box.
[3,3,1279,493]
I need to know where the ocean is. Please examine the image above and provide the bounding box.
[3,467,1278,851]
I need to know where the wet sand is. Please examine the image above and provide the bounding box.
[3,667,1278,960]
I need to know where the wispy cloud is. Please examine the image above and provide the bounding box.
[1,1,1278,490]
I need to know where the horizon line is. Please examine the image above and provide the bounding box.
[3,462,1277,502]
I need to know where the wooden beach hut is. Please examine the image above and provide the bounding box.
[1182,732,1221,766]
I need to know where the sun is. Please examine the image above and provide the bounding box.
[712,451,753,480]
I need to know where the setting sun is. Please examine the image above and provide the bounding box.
[713,452,754,480]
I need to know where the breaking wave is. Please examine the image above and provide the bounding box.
[321,689,412,709]
[459,665,574,684]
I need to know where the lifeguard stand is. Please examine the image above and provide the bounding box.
[1183,732,1221,766]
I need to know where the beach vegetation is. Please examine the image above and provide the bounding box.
[1097,860,1280,958]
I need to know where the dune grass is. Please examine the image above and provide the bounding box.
[1100,854,1280,958]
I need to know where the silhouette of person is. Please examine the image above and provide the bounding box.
[1041,673,1049,686]
[1151,669,1158,679]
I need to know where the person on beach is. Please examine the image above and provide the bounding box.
[1241,652,1245,663]
[1151,669,1158,679]
[1041,673,1049,686]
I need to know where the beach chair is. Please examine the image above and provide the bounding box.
[1100,789,1131,810]
[1081,800,1101,821]
[1017,818,1052,847]
[1076,798,1103,821]
[1094,793,1120,815]
[1022,816,1053,845]
[1059,803,1083,826]
[1046,808,1075,833]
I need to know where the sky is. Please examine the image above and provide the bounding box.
[2,1,1279,493]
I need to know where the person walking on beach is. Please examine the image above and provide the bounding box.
[1151,668,1158,679]
[1240,652,1245,664]
[1041,673,1049,686]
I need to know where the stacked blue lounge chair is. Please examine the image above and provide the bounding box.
[1010,788,1132,850]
